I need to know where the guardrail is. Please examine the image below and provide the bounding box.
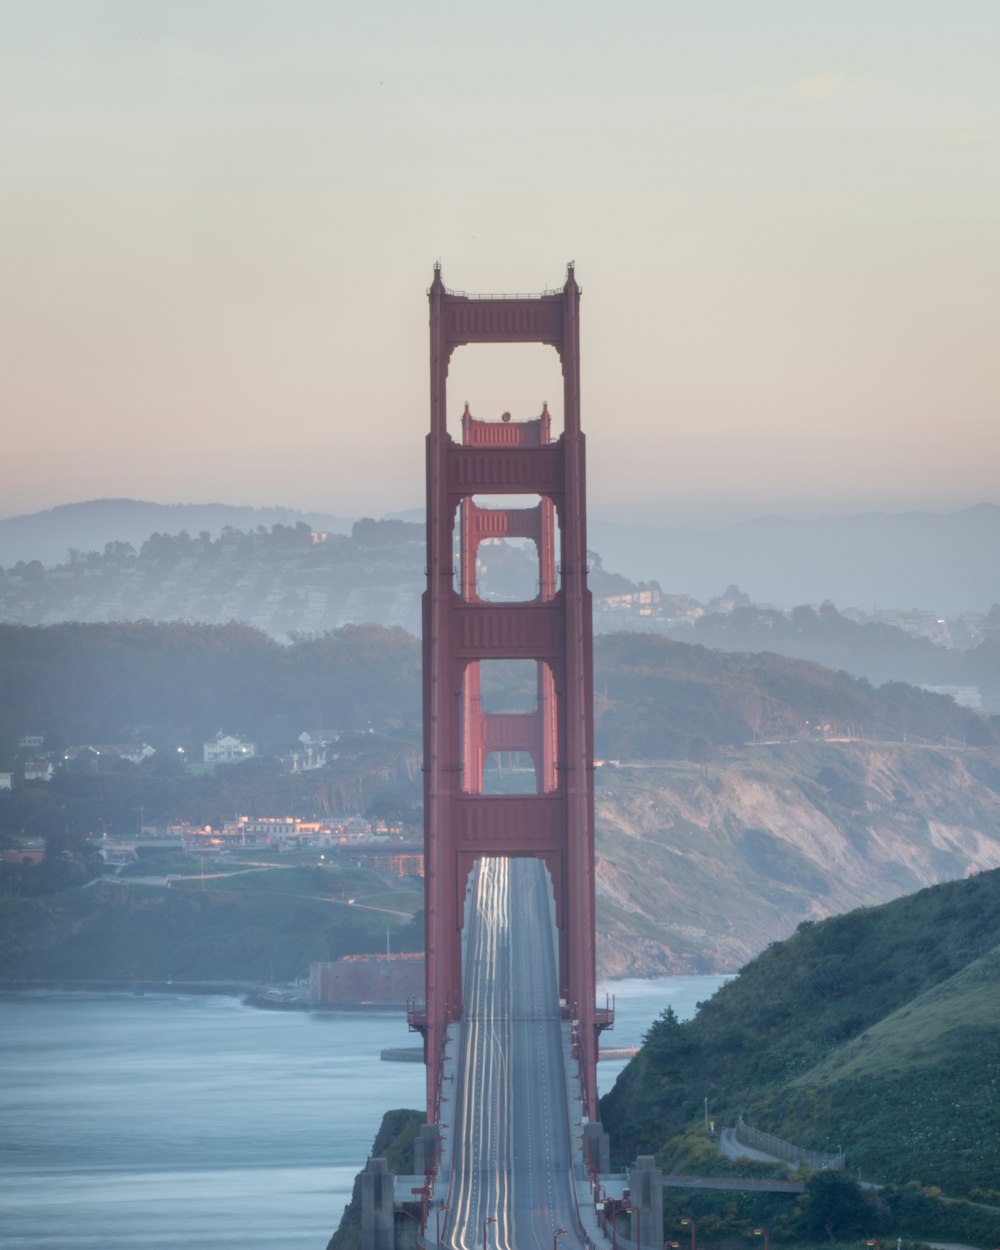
[735,1114,844,1170]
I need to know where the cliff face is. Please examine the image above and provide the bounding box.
[594,740,1000,976]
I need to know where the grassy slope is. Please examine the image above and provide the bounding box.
[0,864,422,981]
[756,946,1000,1192]
[599,867,1000,1194]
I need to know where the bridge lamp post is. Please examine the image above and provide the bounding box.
[624,1204,641,1250]
[435,1201,451,1246]
[680,1216,697,1250]
[410,1185,432,1233]
[553,1227,568,1250]
[753,1228,769,1250]
[483,1215,497,1250]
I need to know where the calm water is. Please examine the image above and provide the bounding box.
[0,976,729,1250]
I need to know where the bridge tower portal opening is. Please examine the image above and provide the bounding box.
[416,265,611,1119]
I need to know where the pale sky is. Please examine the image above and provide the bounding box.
[2,1,998,527]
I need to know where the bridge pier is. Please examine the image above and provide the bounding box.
[583,1121,611,1176]
[626,1155,664,1250]
[360,1158,397,1250]
[413,1123,440,1180]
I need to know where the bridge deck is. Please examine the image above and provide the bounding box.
[434,857,597,1250]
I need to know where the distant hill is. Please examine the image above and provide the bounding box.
[600,866,1000,1199]
[682,600,1000,695]
[0,499,354,567]
[589,502,1000,615]
[0,515,426,638]
[4,498,999,617]
[3,622,1000,976]
[0,514,636,642]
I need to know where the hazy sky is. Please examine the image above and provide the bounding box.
[3,1,998,527]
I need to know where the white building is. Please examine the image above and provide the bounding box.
[203,733,256,764]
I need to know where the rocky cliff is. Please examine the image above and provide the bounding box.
[594,740,1000,976]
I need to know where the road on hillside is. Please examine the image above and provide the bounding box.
[445,857,586,1250]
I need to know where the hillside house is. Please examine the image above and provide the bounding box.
[203,733,256,764]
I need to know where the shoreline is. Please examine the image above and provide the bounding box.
[0,977,419,1014]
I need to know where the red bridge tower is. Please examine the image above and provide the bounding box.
[417,265,609,1118]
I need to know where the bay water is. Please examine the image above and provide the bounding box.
[0,976,728,1250]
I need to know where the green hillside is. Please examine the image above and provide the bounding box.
[600,867,1000,1196]
[0,859,423,982]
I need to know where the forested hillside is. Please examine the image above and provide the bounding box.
[2,622,996,765]
[684,600,1000,707]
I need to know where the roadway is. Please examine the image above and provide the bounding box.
[445,856,588,1250]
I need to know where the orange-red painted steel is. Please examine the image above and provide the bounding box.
[420,265,606,1120]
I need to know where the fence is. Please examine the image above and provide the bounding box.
[735,1115,845,1171]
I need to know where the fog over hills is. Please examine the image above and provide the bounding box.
[3,498,998,614]
[0,499,353,568]
[589,502,1000,615]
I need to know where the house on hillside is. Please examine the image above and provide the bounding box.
[285,728,341,772]
[63,743,156,772]
[23,758,54,782]
[203,733,256,764]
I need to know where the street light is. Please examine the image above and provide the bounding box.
[435,1201,451,1245]
[553,1228,568,1250]
[753,1229,769,1250]
[624,1204,641,1250]
[483,1215,497,1250]
[410,1180,432,1230]
[680,1217,696,1250]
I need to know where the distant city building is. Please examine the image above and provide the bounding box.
[64,743,156,769]
[203,733,256,764]
[284,729,342,772]
[310,953,425,1006]
[298,729,341,748]
[0,773,11,791]
[4,843,45,866]
[18,733,44,750]
[96,836,185,865]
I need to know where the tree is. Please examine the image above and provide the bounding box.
[687,736,717,771]
[801,1171,885,1243]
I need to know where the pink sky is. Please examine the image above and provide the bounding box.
[3,2,998,526]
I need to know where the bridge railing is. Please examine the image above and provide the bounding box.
[735,1114,845,1170]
